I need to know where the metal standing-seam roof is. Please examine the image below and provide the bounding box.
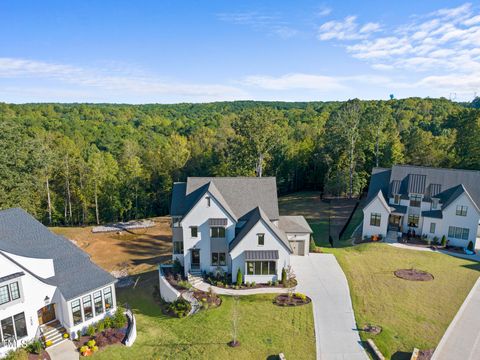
[244,250,279,260]
[0,208,116,300]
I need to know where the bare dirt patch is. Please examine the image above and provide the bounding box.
[50,217,172,275]
[394,269,434,282]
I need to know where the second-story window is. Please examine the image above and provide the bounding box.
[431,198,439,210]
[409,194,422,207]
[257,233,265,245]
[456,205,468,216]
[210,226,225,238]
[393,194,401,205]
[206,196,211,207]
[0,281,20,305]
[191,226,198,237]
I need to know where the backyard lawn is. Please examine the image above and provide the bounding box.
[92,274,316,360]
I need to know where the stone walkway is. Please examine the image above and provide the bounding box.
[193,280,288,295]
[46,340,79,360]
[432,277,480,360]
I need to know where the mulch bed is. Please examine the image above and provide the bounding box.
[363,324,382,335]
[210,278,298,290]
[394,269,434,281]
[28,351,51,360]
[193,290,222,307]
[274,293,311,307]
[418,349,435,360]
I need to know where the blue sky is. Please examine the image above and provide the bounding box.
[0,0,479,103]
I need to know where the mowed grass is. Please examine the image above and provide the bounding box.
[327,243,480,359]
[92,276,315,360]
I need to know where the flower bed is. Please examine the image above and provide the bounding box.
[394,269,434,281]
[193,289,221,309]
[273,293,311,307]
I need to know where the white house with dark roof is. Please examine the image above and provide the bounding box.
[362,165,480,248]
[170,177,313,283]
[0,208,117,356]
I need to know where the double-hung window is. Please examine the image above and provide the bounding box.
[456,205,468,216]
[93,291,104,316]
[211,252,226,266]
[0,285,10,305]
[103,287,113,310]
[448,226,469,240]
[71,299,82,325]
[370,213,381,227]
[210,227,225,238]
[257,233,265,246]
[409,194,422,207]
[0,281,20,305]
[82,295,93,320]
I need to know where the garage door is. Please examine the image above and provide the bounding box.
[290,240,305,256]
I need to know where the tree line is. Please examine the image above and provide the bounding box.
[0,98,479,225]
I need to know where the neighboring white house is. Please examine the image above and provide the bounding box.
[170,177,313,283]
[0,208,117,357]
[362,165,480,249]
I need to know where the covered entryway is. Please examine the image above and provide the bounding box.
[388,214,403,232]
[191,249,200,270]
[289,240,305,256]
[38,304,56,325]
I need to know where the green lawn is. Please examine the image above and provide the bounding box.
[92,276,315,360]
[326,243,480,359]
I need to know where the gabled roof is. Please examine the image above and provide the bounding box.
[364,190,391,213]
[171,177,280,220]
[0,208,116,300]
[278,216,313,233]
[438,184,480,212]
[229,207,292,253]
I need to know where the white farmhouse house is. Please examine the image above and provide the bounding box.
[0,208,117,357]
[170,177,312,283]
[362,165,480,249]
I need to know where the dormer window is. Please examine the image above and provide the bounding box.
[431,198,439,210]
[206,196,211,207]
[409,194,422,208]
[393,194,401,205]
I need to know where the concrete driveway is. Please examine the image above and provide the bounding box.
[432,278,480,360]
[291,254,368,360]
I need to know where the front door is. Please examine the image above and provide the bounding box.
[191,249,200,269]
[388,215,402,232]
[38,304,56,325]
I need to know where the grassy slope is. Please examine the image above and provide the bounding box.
[327,244,480,359]
[92,278,315,360]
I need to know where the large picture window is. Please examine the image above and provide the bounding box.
[370,213,381,227]
[210,227,225,238]
[103,287,113,310]
[448,226,469,240]
[246,261,276,275]
[71,299,82,325]
[93,291,104,316]
[409,194,422,207]
[1,317,14,342]
[456,205,468,216]
[0,313,27,343]
[211,252,226,266]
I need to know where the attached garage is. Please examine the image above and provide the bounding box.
[278,216,313,256]
[289,240,305,255]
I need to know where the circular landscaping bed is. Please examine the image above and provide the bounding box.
[274,293,311,307]
[363,324,382,335]
[394,269,434,281]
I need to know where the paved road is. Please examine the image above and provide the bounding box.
[432,277,480,360]
[291,254,368,360]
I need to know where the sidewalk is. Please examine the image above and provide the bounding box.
[193,280,288,295]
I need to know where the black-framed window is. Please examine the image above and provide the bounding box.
[448,226,469,240]
[173,241,184,254]
[430,223,436,234]
[456,205,468,216]
[103,287,113,310]
[93,291,104,316]
[246,261,276,275]
[409,194,422,207]
[211,252,226,266]
[13,313,27,339]
[82,295,93,320]
[71,299,82,325]
[393,194,401,204]
[191,226,198,237]
[408,214,419,228]
[9,282,20,301]
[206,196,211,207]
[370,213,381,227]
[257,234,265,245]
[0,285,10,305]
[1,316,14,342]
[210,227,225,238]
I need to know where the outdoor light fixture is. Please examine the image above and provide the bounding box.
[44,296,50,305]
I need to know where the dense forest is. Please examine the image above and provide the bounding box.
[1,98,479,225]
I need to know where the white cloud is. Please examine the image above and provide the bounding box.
[0,57,248,101]
[318,16,381,40]
[316,6,332,17]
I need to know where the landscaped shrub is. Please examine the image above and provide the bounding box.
[112,308,127,329]
[25,340,43,355]
[87,325,96,337]
[45,340,53,347]
[97,320,105,333]
[168,298,191,318]
[76,330,82,340]
[87,340,96,348]
[251,281,256,287]
[173,259,183,275]
[274,280,279,286]
[441,235,447,247]
[433,236,439,245]
[468,241,474,251]
[236,268,243,285]
[216,281,224,287]
[177,280,192,289]
[103,316,113,329]
[281,267,287,287]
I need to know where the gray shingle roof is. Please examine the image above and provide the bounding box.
[367,165,480,210]
[229,207,292,253]
[0,208,116,300]
[390,205,407,214]
[278,216,313,233]
[171,177,280,220]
